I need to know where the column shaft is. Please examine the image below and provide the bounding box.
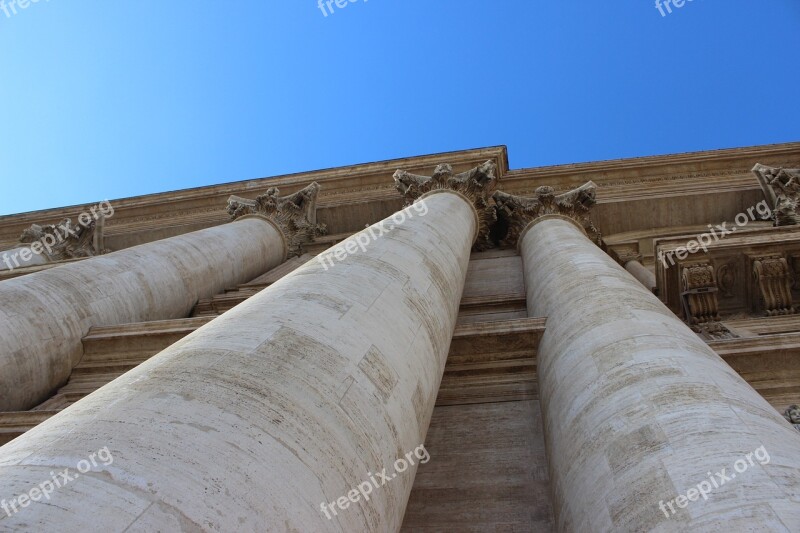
[624,259,656,292]
[0,246,49,271]
[0,217,285,411]
[0,192,476,531]
[523,218,800,531]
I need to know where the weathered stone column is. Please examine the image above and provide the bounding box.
[0,184,323,411]
[0,163,496,532]
[494,186,800,531]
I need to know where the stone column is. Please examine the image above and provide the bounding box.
[0,184,323,412]
[612,248,657,293]
[624,258,656,292]
[0,163,497,532]
[0,245,48,270]
[494,186,800,531]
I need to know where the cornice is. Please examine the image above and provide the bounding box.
[0,147,508,242]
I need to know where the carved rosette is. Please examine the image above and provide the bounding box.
[393,160,498,251]
[227,182,327,257]
[492,182,600,248]
[680,262,721,324]
[752,164,800,226]
[19,218,100,261]
[752,255,795,316]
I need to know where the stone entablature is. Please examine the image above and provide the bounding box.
[655,226,800,320]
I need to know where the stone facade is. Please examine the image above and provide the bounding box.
[1,143,800,531]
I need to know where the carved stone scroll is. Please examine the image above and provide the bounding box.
[680,262,720,324]
[752,255,795,316]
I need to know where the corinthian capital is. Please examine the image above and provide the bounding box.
[20,217,101,261]
[393,160,498,250]
[492,182,600,248]
[752,164,800,226]
[227,182,326,256]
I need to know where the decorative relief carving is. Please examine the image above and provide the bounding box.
[227,182,327,256]
[19,218,101,261]
[680,262,720,324]
[492,182,600,248]
[792,255,800,290]
[784,405,800,432]
[752,255,795,316]
[753,164,800,226]
[393,160,498,251]
[691,322,738,341]
[716,261,737,298]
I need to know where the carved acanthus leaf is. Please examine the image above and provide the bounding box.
[227,182,327,257]
[393,160,498,251]
[19,218,100,261]
[752,164,800,226]
[752,255,795,316]
[680,262,721,324]
[492,182,600,248]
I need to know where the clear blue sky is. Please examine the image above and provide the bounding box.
[1,1,798,216]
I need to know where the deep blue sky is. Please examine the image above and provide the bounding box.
[1,1,798,216]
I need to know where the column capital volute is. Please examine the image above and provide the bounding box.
[492,182,601,249]
[393,160,498,250]
[227,182,327,257]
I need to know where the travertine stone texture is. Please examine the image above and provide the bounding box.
[0,246,48,270]
[401,401,554,532]
[522,217,800,532]
[0,192,476,532]
[0,217,284,411]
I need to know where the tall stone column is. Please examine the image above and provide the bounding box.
[0,163,497,532]
[0,183,323,412]
[494,186,800,531]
